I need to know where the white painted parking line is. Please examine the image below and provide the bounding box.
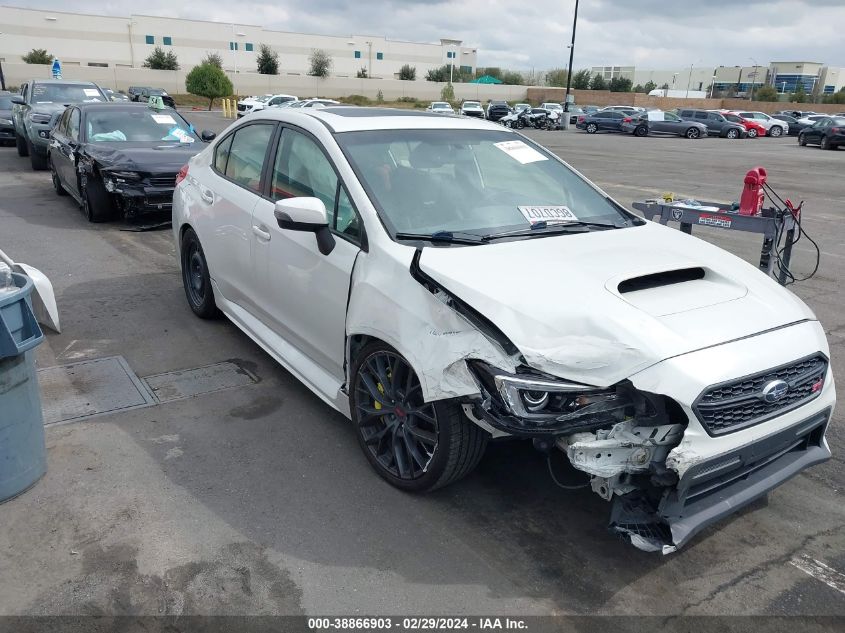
[790,554,845,596]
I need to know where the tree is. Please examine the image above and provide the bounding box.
[545,68,569,87]
[440,82,455,102]
[202,52,223,69]
[309,49,332,77]
[609,76,633,92]
[571,69,591,90]
[425,64,471,83]
[399,64,416,81]
[376,89,384,103]
[476,67,502,80]
[256,44,279,75]
[754,84,779,102]
[143,46,179,70]
[356,66,368,78]
[22,49,53,64]
[590,74,607,90]
[822,88,845,105]
[790,82,807,103]
[644,80,657,93]
[501,71,524,85]
[185,63,233,110]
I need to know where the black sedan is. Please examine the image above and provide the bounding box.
[772,114,807,136]
[575,110,627,133]
[48,103,215,222]
[139,88,176,109]
[798,116,845,150]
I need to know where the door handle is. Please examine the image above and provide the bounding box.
[252,225,271,241]
[200,188,215,204]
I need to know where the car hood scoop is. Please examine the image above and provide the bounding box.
[416,223,815,386]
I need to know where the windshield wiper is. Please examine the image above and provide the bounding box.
[482,220,618,241]
[394,230,485,245]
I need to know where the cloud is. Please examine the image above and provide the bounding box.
[6,0,845,70]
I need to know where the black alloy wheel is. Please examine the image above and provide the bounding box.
[820,136,831,150]
[634,125,648,137]
[351,342,488,492]
[686,127,701,139]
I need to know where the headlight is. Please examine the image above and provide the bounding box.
[470,363,634,433]
[0,118,12,126]
[28,113,52,124]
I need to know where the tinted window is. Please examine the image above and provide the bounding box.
[214,134,234,173]
[224,124,275,192]
[68,109,81,141]
[694,112,708,120]
[680,110,693,118]
[708,113,724,121]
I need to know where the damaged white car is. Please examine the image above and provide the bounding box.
[173,107,835,553]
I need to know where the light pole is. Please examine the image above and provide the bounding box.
[366,41,373,78]
[685,63,694,97]
[0,32,5,90]
[563,0,579,114]
[780,81,786,94]
[748,57,758,101]
[671,72,678,95]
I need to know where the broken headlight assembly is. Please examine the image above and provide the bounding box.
[468,362,634,435]
[102,170,142,193]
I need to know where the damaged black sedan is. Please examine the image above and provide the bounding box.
[48,102,215,222]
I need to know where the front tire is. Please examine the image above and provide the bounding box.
[685,127,701,139]
[350,342,488,492]
[81,175,114,223]
[180,228,219,319]
[799,134,807,146]
[585,123,598,134]
[49,155,67,196]
[16,133,29,157]
[27,141,48,170]
[725,128,739,139]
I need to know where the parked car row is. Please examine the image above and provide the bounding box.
[127,86,176,108]
[6,78,216,220]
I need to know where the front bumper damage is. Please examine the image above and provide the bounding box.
[101,174,176,218]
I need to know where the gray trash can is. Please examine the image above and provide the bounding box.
[0,272,47,503]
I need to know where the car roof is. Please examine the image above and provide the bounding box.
[73,102,179,113]
[32,79,100,86]
[272,106,509,133]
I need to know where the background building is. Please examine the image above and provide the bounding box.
[0,6,477,79]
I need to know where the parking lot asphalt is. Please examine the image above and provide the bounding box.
[1,112,843,618]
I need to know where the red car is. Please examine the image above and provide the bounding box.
[720,111,767,138]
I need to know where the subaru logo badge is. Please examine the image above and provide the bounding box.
[761,379,789,403]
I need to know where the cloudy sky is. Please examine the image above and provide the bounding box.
[9,0,845,70]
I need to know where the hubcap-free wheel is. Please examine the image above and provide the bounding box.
[726,129,739,139]
[180,229,218,319]
[770,126,782,137]
[821,136,830,149]
[799,134,807,146]
[748,129,758,138]
[354,350,438,481]
[686,127,701,139]
[586,123,597,134]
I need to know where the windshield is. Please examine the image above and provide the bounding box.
[85,109,199,143]
[32,83,104,104]
[337,129,630,238]
[256,95,273,103]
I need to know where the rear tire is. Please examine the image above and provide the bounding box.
[634,125,648,137]
[586,123,598,134]
[81,175,114,223]
[747,128,758,139]
[49,155,67,196]
[820,136,831,150]
[350,341,488,493]
[16,133,29,157]
[769,126,783,137]
[180,228,219,319]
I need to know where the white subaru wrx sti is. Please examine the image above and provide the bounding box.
[173,107,835,553]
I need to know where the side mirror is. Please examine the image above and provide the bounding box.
[274,197,336,256]
[200,130,216,142]
[11,95,25,105]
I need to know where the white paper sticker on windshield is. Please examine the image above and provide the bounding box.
[83,89,101,97]
[152,114,177,124]
[518,205,579,225]
[494,140,548,164]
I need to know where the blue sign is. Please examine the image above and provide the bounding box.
[51,59,62,79]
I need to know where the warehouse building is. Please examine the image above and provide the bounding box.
[0,6,477,79]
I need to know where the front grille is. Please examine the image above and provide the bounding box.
[148,174,177,188]
[693,354,828,435]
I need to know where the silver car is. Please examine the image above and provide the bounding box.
[622,110,708,139]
